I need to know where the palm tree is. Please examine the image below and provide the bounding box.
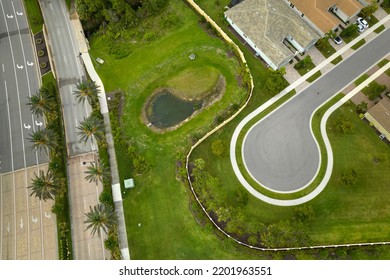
[84,203,115,236]
[84,161,110,184]
[77,115,104,144]
[73,80,100,105]
[27,86,54,117]
[28,128,57,154]
[28,170,57,201]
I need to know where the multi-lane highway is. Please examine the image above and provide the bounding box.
[0,0,46,172]
[0,0,56,259]
[242,28,390,193]
[39,0,92,156]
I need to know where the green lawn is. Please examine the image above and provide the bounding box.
[90,0,266,259]
[331,55,343,65]
[307,101,390,244]
[374,25,385,34]
[316,40,336,58]
[355,74,369,86]
[166,66,220,99]
[89,0,390,259]
[192,90,390,246]
[294,57,316,76]
[378,59,389,68]
[306,70,322,83]
[351,39,366,50]
[23,0,43,34]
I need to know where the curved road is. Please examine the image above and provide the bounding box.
[243,28,390,192]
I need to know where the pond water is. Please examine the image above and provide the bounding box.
[149,91,200,128]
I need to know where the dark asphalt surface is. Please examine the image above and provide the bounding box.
[0,0,47,173]
[39,0,92,156]
[243,28,390,192]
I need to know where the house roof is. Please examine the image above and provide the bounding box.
[225,0,319,68]
[291,0,363,33]
[366,98,390,134]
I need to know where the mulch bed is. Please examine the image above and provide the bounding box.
[33,31,51,76]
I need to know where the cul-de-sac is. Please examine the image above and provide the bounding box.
[1,0,390,260]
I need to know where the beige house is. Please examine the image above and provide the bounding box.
[365,98,390,141]
[287,0,364,35]
[225,0,320,70]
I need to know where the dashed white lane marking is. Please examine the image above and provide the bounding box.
[2,63,4,72]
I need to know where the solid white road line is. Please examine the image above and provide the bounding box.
[3,79,16,259]
[12,0,37,258]
[1,0,30,258]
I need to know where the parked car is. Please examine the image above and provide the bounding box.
[357,17,369,29]
[333,36,343,45]
[356,23,365,33]
[379,134,386,140]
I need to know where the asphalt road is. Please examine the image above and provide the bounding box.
[39,0,93,156]
[0,0,46,173]
[243,28,390,192]
[39,0,105,259]
[0,0,56,260]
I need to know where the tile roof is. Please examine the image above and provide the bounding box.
[367,98,390,134]
[225,0,319,68]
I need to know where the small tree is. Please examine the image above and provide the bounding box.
[29,170,57,201]
[383,0,390,8]
[28,128,58,154]
[339,169,358,185]
[84,203,115,237]
[294,56,312,70]
[77,115,104,144]
[360,1,378,18]
[264,68,288,95]
[84,162,110,184]
[73,80,100,105]
[340,24,358,38]
[334,118,353,134]
[356,101,368,114]
[293,205,314,223]
[211,139,227,156]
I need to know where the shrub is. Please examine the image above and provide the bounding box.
[362,81,386,100]
[340,24,358,38]
[339,169,358,185]
[294,56,312,70]
[211,139,227,156]
[334,118,353,134]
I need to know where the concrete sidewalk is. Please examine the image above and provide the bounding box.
[69,10,130,260]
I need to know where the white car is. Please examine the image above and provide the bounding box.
[356,23,365,33]
[357,17,369,29]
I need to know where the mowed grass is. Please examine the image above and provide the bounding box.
[192,93,390,246]
[23,0,43,34]
[89,0,261,259]
[307,101,390,244]
[166,66,220,99]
